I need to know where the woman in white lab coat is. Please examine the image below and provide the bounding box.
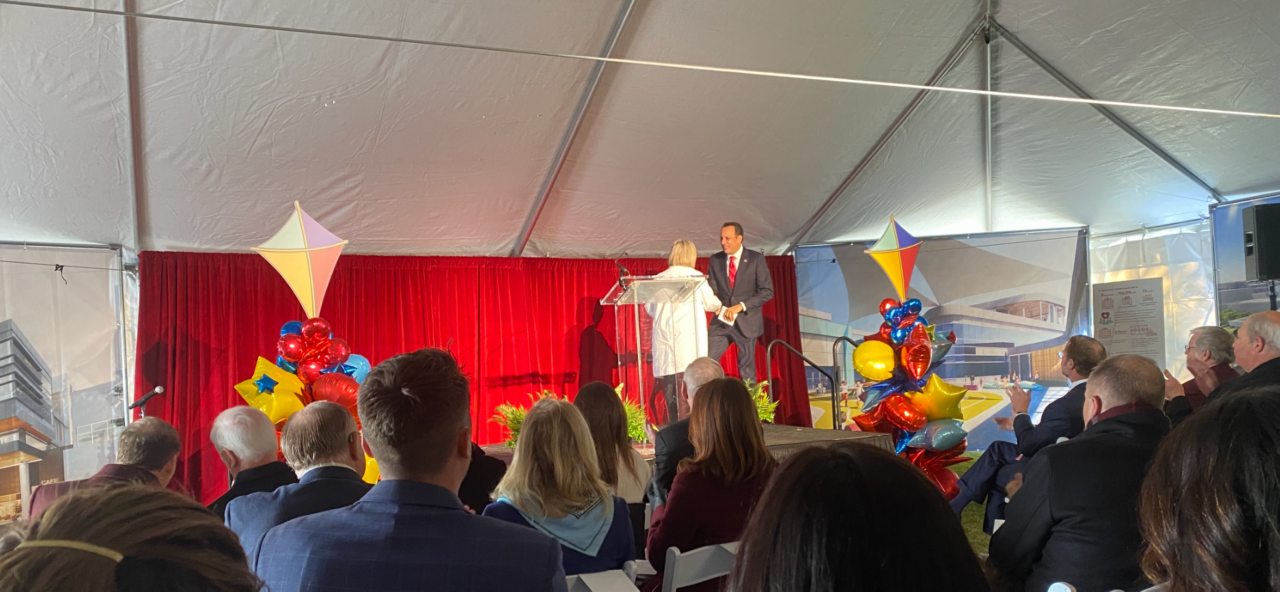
[648,239,721,425]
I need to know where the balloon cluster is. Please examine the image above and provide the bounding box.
[851,298,968,499]
[275,318,371,422]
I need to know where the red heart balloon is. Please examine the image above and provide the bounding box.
[881,394,928,432]
[900,325,933,380]
[277,334,306,363]
[312,373,361,424]
[897,313,918,328]
[852,406,894,433]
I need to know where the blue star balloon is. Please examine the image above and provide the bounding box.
[253,373,279,394]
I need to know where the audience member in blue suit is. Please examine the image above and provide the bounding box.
[225,401,372,561]
[254,348,567,592]
[483,397,635,575]
[951,335,1107,533]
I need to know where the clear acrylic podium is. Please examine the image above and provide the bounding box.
[601,275,707,439]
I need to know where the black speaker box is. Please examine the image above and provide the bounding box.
[1244,203,1280,281]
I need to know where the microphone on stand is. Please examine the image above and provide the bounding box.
[616,255,631,287]
[128,386,165,417]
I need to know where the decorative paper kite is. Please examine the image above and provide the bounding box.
[864,216,921,302]
[252,202,347,319]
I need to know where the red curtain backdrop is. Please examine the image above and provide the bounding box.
[134,252,809,504]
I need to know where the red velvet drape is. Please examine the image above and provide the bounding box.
[135,252,808,504]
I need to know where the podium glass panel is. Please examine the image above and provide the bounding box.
[601,276,707,443]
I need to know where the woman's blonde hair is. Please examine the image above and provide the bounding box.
[0,484,261,592]
[495,398,613,519]
[668,240,698,268]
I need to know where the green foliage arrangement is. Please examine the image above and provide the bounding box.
[616,384,648,444]
[490,386,649,448]
[746,379,778,423]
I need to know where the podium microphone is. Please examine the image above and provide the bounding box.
[128,386,165,415]
[616,256,631,286]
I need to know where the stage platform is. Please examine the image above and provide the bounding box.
[481,423,892,466]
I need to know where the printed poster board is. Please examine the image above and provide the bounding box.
[1093,278,1166,364]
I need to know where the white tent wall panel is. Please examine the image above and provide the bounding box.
[525,0,983,256]
[989,38,1212,235]
[1,2,134,247]
[133,1,615,254]
[804,37,988,245]
[996,0,1280,197]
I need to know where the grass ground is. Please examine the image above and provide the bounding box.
[950,455,991,555]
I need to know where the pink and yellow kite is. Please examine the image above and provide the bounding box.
[252,202,347,319]
[865,216,921,302]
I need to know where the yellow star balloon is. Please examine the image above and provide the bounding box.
[362,456,380,484]
[252,201,347,319]
[907,375,967,421]
[234,357,306,424]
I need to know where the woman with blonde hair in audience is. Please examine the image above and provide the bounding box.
[0,483,261,591]
[1137,386,1280,592]
[645,377,776,592]
[484,397,635,575]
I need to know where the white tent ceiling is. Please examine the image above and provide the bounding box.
[3,0,1279,257]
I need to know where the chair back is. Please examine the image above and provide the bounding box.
[566,566,640,592]
[661,542,740,592]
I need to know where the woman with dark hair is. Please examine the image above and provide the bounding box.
[1138,386,1280,592]
[645,377,776,592]
[574,382,652,504]
[727,442,989,592]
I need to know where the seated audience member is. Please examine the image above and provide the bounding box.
[255,348,565,592]
[651,357,724,506]
[27,417,180,520]
[728,442,989,592]
[1139,386,1280,592]
[459,442,507,512]
[1165,313,1280,425]
[574,381,652,504]
[207,406,297,519]
[1163,326,1239,419]
[484,398,635,576]
[952,335,1106,532]
[989,354,1170,592]
[0,484,261,592]
[646,378,776,592]
[225,401,371,560]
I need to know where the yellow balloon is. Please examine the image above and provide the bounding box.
[362,455,380,484]
[908,375,968,421]
[854,341,896,381]
[233,357,306,424]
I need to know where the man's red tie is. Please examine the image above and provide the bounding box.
[729,255,738,289]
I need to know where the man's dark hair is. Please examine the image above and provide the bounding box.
[1063,335,1107,377]
[358,348,471,476]
[117,417,181,471]
[722,222,744,237]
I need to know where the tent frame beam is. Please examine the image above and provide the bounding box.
[783,17,986,255]
[982,2,994,231]
[123,0,147,252]
[509,0,636,257]
[990,19,1225,203]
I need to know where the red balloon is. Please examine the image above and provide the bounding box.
[326,338,352,366]
[925,465,961,500]
[900,324,933,380]
[277,334,306,363]
[897,313,918,328]
[878,323,893,340]
[881,394,928,432]
[312,373,360,420]
[879,298,900,317]
[301,317,332,343]
[297,358,326,384]
[852,406,893,433]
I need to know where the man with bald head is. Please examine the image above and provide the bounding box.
[990,355,1171,592]
[226,401,371,560]
[1164,311,1280,425]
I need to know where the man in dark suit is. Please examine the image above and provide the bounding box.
[649,357,724,507]
[255,348,565,592]
[207,406,298,519]
[27,417,180,520]
[707,222,774,381]
[458,442,506,512]
[225,401,371,560]
[990,354,1171,592]
[951,335,1107,533]
[1164,312,1280,426]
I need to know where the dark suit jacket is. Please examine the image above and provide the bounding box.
[1167,359,1272,426]
[650,419,694,505]
[990,410,1170,592]
[458,443,507,512]
[707,248,774,339]
[207,461,298,520]
[225,465,371,561]
[28,464,158,520]
[255,480,566,592]
[1012,382,1087,458]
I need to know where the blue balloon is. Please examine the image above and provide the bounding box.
[885,307,904,324]
[276,356,298,373]
[904,299,923,315]
[345,354,372,384]
[914,419,968,451]
[893,428,913,454]
[891,326,911,344]
[280,321,303,336]
[915,316,930,326]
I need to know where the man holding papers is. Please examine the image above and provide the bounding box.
[707,222,774,382]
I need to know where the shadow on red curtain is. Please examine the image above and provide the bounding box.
[134,252,809,504]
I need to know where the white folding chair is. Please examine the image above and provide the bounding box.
[661,542,740,592]
[566,562,641,592]
[1047,583,1077,592]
